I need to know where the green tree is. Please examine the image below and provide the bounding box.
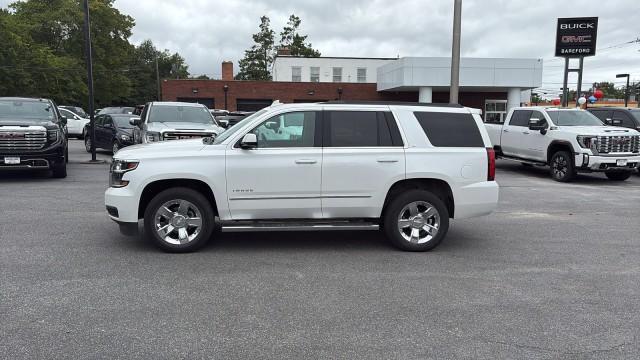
[530,93,542,105]
[236,16,275,80]
[595,82,624,99]
[279,14,320,57]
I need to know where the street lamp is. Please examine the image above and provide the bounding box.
[223,84,229,110]
[616,73,630,107]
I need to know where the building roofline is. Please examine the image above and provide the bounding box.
[274,55,398,61]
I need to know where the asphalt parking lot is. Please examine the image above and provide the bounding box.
[1,140,639,359]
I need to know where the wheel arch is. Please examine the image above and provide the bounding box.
[382,178,455,218]
[547,140,575,164]
[138,178,218,219]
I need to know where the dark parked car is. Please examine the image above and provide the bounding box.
[97,107,135,115]
[215,111,255,128]
[84,114,137,154]
[0,97,68,178]
[587,107,640,131]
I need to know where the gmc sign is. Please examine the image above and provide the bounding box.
[555,17,598,57]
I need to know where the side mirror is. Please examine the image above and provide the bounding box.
[240,133,258,149]
[528,118,546,131]
[219,119,229,128]
[129,118,142,127]
[59,116,67,126]
[605,118,613,125]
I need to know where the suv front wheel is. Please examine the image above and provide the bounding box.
[550,151,576,182]
[143,187,215,252]
[383,189,450,251]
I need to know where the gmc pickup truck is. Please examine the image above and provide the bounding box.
[486,107,640,182]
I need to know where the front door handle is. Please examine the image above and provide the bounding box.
[523,131,530,135]
[503,129,509,133]
[295,159,317,164]
[377,158,399,163]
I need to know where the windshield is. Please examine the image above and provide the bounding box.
[547,110,604,126]
[99,107,133,115]
[0,100,55,120]
[149,105,215,124]
[113,116,135,128]
[213,109,269,144]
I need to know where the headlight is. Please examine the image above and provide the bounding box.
[47,129,60,142]
[109,159,139,188]
[145,131,160,142]
[120,134,131,141]
[577,135,597,150]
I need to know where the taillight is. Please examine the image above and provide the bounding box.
[486,147,496,181]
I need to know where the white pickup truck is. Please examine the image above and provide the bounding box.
[486,107,640,182]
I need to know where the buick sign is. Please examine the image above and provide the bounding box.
[555,17,598,57]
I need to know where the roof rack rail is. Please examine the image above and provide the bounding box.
[321,100,464,108]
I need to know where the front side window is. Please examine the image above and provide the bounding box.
[613,111,636,129]
[530,110,548,127]
[357,68,367,83]
[547,111,603,126]
[509,110,532,127]
[292,67,302,82]
[325,111,396,147]
[148,105,214,124]
[310,67,320,82]
[59,108,77,119]
[630,110,640,123]
[250,111,317,148]
[332,67,342,83]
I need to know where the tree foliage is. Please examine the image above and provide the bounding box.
[236,14,320,81]
[0,0,190,107]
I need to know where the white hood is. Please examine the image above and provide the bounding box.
[558,126,639,136]
[114,139,220,160]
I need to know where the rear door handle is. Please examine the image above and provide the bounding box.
[295,159,317,164]
[377,158,399,163]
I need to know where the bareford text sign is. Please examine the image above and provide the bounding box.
[555,17,598,57]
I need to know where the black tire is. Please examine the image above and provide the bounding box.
[521,163,533,167]
[84,136,92,153]
[51,162,67,178]
[383,189,450,252]
[605,171,632,181]
[143,187,215,253]
[549,151,576,182]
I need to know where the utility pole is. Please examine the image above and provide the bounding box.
[83,0,97,162]
[449,0,462,104]
[155,54,161,100]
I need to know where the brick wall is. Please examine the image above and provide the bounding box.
[161,79,507,111]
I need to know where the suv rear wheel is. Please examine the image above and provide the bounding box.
[143,187,214,252]
[605,171,632,181]
[383,189,449,251]
[550,151,576,182]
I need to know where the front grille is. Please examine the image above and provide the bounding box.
[596,135,640,154]
[163,132,212,141]
[0,129,47,150]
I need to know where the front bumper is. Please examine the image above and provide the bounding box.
[575,153,640,172]
[105,185,140,223]
[0,146,66,170]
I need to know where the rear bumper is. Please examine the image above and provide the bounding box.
[454,181,499,219]
[575,153,640,172]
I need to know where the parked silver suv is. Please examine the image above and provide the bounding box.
[131,102,224,144]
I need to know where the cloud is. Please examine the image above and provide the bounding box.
[2,0,639,90]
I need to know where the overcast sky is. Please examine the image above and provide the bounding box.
[3,0,639,95]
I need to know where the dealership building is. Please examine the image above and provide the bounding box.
[162,53,543,122]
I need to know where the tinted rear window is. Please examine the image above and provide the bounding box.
[325,111,400,147]
[413,112,484,147]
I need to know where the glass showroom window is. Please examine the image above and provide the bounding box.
[484,100,507,123]
[332,67,342,83]
[357,68,367,83]
[310,67,320,82]
[292,67,302,82]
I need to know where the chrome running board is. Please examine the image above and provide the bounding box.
[218,220,379,232]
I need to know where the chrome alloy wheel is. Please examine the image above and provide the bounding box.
[397,201,440,244]
[154,199,203,245]
[552,154,568,179]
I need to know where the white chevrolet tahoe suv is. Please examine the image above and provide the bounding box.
[105,101,499,252]
[486,107,640,182]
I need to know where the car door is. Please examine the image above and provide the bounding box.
[321,109,405,218]
[225,111,322,220]
[90,115,104,148]
[612,110,636,130]
[99,115,115,147]
[500,110,531,158]
[521,110,549,161]
[59,108,80,134]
